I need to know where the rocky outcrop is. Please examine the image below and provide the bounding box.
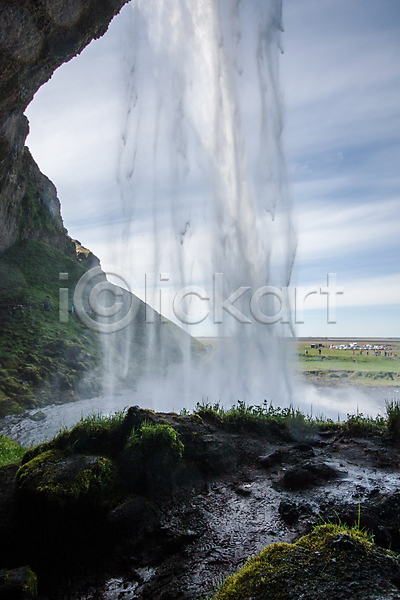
[0,0,129,255]
[0,144,76,255]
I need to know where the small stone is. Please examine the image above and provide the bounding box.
[259,450,283,468]
[279,500,300,525]
[235,484,252,497]
[28,411,46,422]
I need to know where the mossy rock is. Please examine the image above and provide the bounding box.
[20,406,162,464]
[213,525,400,600]
[0,566,37,599]
[16,450,118,510]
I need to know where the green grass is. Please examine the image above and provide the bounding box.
[296,344,400,383]
[385,399,400,436]
[313,500,375,543]
[125,421,184,458]
[194,399,319,437]
[192,399,392,439]
[0,435,25,467]
[21,409,129,464]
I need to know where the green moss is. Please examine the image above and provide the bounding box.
[0,566,37,598]
[17,450,117,508]
[21,410,129,464]
[125,421,184,458]
[0,434,25,467]
[19,184,62,236]
[213,525,393,600]
[22,566,38,596]
[17,449,64,483]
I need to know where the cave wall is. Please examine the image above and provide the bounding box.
[0,0,130,255]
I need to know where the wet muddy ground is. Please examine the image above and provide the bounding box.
[65,429,400,600]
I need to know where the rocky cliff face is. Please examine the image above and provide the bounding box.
[0,0,129,255]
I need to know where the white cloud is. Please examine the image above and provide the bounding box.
[296,272,400,311]
[281,0,400,160]
[294,196,400,262]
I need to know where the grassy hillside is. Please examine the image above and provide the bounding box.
[0,239,205,417]
[0,239,103,416]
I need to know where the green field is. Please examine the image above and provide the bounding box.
[295,342,400,387]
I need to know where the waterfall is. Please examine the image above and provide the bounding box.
[107,0,296,410]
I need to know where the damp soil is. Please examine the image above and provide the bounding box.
[34,423,400,600]
[2,409,400,599]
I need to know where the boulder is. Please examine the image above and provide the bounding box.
[0,566,37,599]
[277,461,341,490]
[212,525,400,600]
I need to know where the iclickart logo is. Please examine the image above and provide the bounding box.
[59,268,343,333]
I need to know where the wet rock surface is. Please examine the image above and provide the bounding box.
[1,410,400,599]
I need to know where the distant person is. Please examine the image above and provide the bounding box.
[305,349,308,355]
[43,298,50,311]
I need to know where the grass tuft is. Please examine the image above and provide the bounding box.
[191,399,389,440]
[0,435,26,467]
[21,409,129,464]
[385,400,400,438]
[125,421,184,458]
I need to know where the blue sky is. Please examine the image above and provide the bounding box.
[24,0,400,338]
[282,0,400,336]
